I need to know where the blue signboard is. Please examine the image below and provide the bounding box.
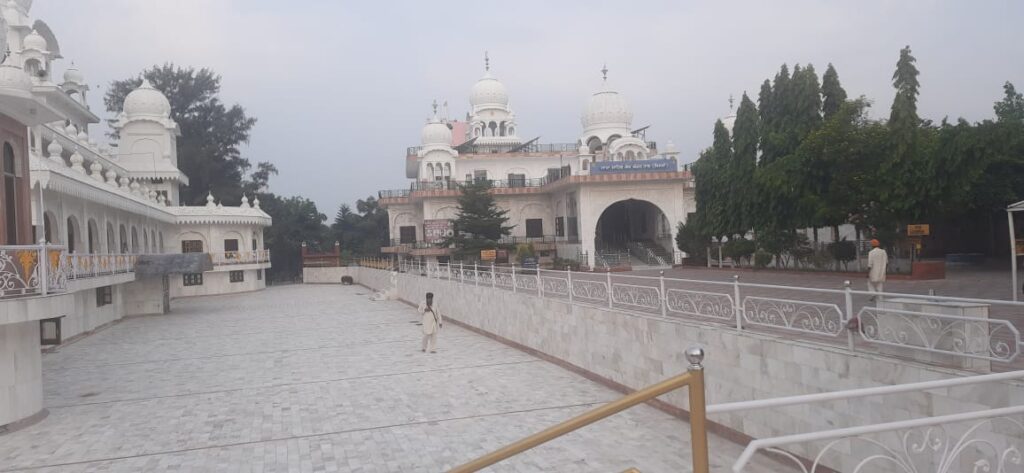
[590,158,678,175]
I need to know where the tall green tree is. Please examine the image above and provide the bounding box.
[104,64,258,205]
[443,181,514,259]
[729,92,759,234]
[821,63,848,120]
[995,81,1024,123]
[692,120,733,238]
[331,197,389,257]
[889,46,921,153]
[258,195,328,282]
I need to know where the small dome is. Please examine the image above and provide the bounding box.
[46,139,63,158]
[76,130,88,142]
[23,30,47,52]
[123,78,171,119]
[0,56,32,94]
[470,73,509,108]
[421,118,452,147]
[721,113,737,134]
[582,88,633,130]
[63,64,84,85]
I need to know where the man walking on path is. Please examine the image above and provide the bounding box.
[419,292,442,353]
[867,239,888,301]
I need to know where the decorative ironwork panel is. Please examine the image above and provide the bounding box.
[0,248,41,298]
[611,283,662,310]
[857,306,1021,362]
[477,270,494,285]
[514,274,537,291]
[47,249,69,290]
[463,270,478,284]
[665,289,734,320]
[494,271,514,288]
[541,276,569,295]
[572,279,608,302]
[742,296,844,336]
[745,414,1024,473]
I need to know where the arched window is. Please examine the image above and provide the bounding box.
[143,230,149,253]
[586,137,602,154]
[66,217,79,253]
[44,213,55,244]
[488,121,497,136]
[131,227,139,253]
[158,232,164,253]
[499,121,506,137]
[119,225,128,253]
[626,150,635,160]
[508,126,515,136]
[3,143,18,244]
[87,219,99,254]
[106,223,115,253]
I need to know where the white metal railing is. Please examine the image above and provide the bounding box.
[210,249,271,266]
[0,244,149,299]
[724,370,1024,472]
[391,260,1024,368]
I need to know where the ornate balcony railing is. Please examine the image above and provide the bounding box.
[391,260,1024,370]
[210,250,271,266]
[1,244,147,300]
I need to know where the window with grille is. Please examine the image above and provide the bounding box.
[95,286,112,307]
[229,270,244,283]
[473,170,487,183]
[508,173,525,188]
[525,219,543,238]
[182,240,203,253]
[399,226,416,244]
[183,273,203,286]
[555,217,565,237]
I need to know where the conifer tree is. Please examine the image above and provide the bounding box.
[821,63,848,120]
[444,180,514,259]
[730,93,759,234]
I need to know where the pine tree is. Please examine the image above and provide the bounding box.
[693,120,733,238]
[821,63,848,120]
[759,65,791,165]
[444,181,513,259]
[889,46,920,144]
[790,64,823,154]
[730,92,759,234]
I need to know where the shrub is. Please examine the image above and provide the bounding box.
[552,257,581,271]
[675,221,710,264]
[827,240,857,269]
[340,275,354,285]
[723,238,756,266]
[754,250,772,269]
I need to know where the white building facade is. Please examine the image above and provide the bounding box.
[0,0,270,429]
[379,60,694,268]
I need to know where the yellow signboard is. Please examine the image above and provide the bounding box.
[1017,239,1024,256]
[480,249,497,261]
[907,224,930,237]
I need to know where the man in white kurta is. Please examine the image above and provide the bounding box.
[419,292,442,353]
[866,239,888,301]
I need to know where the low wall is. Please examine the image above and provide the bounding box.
[307,266,1024,470]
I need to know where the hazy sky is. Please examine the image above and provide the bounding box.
[34,0,1024,213]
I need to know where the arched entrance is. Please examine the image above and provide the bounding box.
[594,199,672,265]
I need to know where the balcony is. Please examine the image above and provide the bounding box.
[210,250,271,267]
[0,244,139,301]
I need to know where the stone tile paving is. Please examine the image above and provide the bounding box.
[0,284,783,472]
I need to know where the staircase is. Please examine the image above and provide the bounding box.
[627,241,672,268]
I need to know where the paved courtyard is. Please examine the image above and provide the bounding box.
[0,284,776,472]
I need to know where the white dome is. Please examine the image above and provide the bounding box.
[582,88,633,130]
[421,119,452,147]
[63,64,84,85]
[470,74,509,108]
[721,113,736,134]
[123,79,171,118]
[23,30,47,52]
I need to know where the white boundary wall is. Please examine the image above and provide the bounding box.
[308,266,1024,465]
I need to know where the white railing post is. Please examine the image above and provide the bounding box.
[733,274,742,330]
[537,268,543,298]
[607,268,613,309]
[512,264,517,293]
[459,261,464,284]
[566,266,573,305]
[844,280,855,351]
[38,241,48,296]
[491,262,496,289]
[474,262,479,286]
[719,246,724,269]
[659,270,667,318]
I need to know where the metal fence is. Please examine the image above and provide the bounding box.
[391,260,1024,370]
[210,250,271,266]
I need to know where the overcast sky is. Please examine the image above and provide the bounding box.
[34,0,1024,213]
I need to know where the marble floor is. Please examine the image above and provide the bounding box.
[0,284,782,472]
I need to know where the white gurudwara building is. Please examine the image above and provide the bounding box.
[378,58,695,269]
[0,0,270,429]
